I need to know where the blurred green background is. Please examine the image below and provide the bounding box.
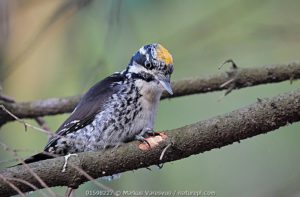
[1,0,300,196]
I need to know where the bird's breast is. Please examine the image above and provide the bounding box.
[132,81,162,132]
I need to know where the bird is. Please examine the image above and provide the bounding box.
[21,43,174,165]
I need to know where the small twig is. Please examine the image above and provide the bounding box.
[62,153,78,173]
[5,177,48,197]
[67,162,115,195]
[0,174,26,197]
[0,105,28,131]
[0,105,52,135]
[41,150,114,194]
[218,59,240,98]
[35,117,51,132]
[220,78,235,88]
[0,142,58,197]
[158,143,172,169]
[0,147,38,165]
[0,105,97,148]
[218,59,238,70]
[0,89,51,132]
[224,85,235,96]
[65,188,74,197]
[159,143,172,161]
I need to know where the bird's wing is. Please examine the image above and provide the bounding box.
[44,73,125,151]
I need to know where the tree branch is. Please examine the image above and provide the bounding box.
[0,61,300,126]
[1,88,299,196]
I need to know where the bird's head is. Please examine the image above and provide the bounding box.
[127,43,174,95]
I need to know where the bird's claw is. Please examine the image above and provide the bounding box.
[135,135,152,147]
[138,132,168,151]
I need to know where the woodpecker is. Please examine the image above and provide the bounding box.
[22,43,174,164]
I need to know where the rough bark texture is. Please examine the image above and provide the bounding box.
[1,61,300,126]
[0,89,299,196]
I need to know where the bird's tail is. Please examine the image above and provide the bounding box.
[13,152,54,166]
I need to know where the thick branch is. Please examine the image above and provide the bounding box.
[0,61,300,126]
[1,89,300,196]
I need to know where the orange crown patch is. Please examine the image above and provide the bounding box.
[156,44,173,65]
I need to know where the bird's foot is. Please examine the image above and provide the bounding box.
[137,127,161,138]
[62,153,78,172]
[144,128,163,137]
[136,127,154,138]
[135,135,152,147]
[138,132,168,151]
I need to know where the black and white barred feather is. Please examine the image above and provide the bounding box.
[22,43,174,164]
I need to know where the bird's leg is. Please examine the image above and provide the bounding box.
[62,153,78,173]
[135,127,156,148]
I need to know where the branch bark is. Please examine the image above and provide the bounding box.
[1,88,300,196]
[0,61,300,126]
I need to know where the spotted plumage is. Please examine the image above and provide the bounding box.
[22,43,174,164]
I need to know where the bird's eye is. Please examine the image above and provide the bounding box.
[144,61,152,69]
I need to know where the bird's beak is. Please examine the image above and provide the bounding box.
[157,75,173,95]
